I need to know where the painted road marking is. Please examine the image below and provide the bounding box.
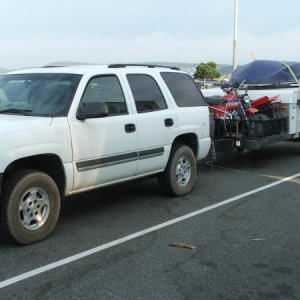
[1,172,300,290]
[215,165,300,184]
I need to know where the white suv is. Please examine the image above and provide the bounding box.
[0,64,211,244]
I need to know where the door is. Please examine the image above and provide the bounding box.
[69,74,138,192]
[125,73,177,175]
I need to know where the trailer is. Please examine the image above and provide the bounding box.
[203,86,300,153]
[202,60,300,154]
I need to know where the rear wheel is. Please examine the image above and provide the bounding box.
[248,114,270,138]
[1,170,60,245]
[158,144,197,196]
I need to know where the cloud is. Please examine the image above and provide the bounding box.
[238,27,300,63]
[1,17,300,69]
[0,32,233,68]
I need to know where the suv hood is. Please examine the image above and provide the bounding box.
[0,115,52,135]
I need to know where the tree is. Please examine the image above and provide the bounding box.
[193,61,221,79]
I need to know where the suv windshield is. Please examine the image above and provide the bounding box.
[0,73,82,117]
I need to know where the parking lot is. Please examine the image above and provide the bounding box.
[0,141,299,299]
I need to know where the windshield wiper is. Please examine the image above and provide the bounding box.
[0,108,33,116]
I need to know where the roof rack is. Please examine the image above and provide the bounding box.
[42,65,65,68]
[42,61,94,68]
[108,64,180,71]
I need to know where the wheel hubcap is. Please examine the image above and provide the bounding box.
[175,156,191,187]
[19,188,50,230]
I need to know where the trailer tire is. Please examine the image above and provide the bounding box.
[248,114,270,138]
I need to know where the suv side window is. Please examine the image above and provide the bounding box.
[80,75,128,116]
[161,72,206,107]
[127,74,167,113]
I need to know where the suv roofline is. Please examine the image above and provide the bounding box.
[108,64,180,70]
[5,64,184,76]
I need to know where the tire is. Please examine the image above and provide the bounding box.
[1,170,61,245]
[248,114,270,138]
[158,144,197,196]
[236,147,245,153]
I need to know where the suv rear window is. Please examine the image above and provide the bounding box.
[161,72,206,107]
[127,74,167,113]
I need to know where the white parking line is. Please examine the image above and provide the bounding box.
[1,172,300,290]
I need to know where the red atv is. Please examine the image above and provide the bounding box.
[205,83,282,139]
[205,83,280,120]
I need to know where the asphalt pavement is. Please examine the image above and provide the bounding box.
[0,141,299,299]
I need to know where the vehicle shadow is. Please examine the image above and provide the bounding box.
[59,177,161,221]
[0,235,11,247]
[213,141,300,170]
[0,178,162,246]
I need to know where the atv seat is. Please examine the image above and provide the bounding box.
[205,96,225,105]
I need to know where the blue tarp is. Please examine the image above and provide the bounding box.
[229,60,300,85]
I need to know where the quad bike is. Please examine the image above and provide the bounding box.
[205,83,281,138]
[205,82,280,120]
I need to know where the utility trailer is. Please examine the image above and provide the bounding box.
[202,60,300,154]
[203,86,300,153]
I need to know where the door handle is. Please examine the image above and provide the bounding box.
[164,118,174,127]
[125,123,136,133]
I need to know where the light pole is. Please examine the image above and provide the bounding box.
[232,0,238,70]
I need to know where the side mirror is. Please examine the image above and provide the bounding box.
[77,102,109,120]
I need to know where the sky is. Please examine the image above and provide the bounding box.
[1,0,300,69]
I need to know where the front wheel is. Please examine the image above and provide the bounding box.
[158,144,197,196]
[1,170,61,245]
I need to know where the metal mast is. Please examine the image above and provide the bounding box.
[232,0,238,70]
